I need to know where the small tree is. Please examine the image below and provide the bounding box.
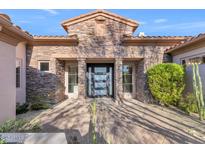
[147,63,185,106]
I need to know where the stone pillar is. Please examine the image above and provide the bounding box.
[55,59,65,103]
[136,59,155,103]
[78,58,86,101]
[115,58,123,102]
[136,59,146,102]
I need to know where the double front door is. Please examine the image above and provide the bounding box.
[87,64,114,97]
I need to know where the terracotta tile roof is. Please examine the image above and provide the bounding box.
[33,34,78,39]
[122,35,192,46]
[32,34,78,45]
[0,13,33,39]
[12,24,33,37]
[124,35,192,39]
[165,33,205,53]
[0,13,11,21]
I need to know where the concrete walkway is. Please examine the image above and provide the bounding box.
[18,98,205,144]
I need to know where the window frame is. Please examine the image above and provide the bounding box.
[122,64,133,93]
[38,60,50,72]
[16,58,21,88]
[68,65,78,93]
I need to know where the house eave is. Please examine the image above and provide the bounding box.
[0,14,33,44]
[32,36,79,46]
[122,37,188,46]
[166,34,205,54]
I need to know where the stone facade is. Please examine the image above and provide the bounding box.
[26,46,66,103]
[26,11,181,104]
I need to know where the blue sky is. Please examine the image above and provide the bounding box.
[1,9,205,36]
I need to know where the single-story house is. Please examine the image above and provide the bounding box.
[166,33,205,96]
[0,14,32,123]
[25,10,189,104]
[0,9,203,123]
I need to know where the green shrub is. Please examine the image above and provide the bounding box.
[16,103,29,115]
[147,63,185,105]
[30,103,50,110]
[0,119,27,132]
[0,119,41,133]
[178,93,198,114]
[29,95,50,110]
[0,138,6,144]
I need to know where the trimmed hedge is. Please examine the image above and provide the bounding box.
[147,63,185,105]
[30,103,50,110]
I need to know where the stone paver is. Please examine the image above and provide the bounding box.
[18,98,205,144]
[0,133,67,144]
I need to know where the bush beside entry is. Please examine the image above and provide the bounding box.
[147,63,185,106]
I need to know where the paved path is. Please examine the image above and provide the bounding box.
[18,98,205,144]
[0,133,67,144]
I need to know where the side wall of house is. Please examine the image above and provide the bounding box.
[0,41,16,123]
[173,46,205,96]
[16,42,26,104]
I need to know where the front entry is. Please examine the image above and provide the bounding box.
[87,64,114,97]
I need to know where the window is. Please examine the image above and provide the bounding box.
[181,59,186,65]
[68,66,78,93]
[181,55,205,66]
[39,61,49,72]
[188,57,204,64]
[123,64,133,93]
[16,59,21,88]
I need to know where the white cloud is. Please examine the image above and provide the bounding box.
[17,20,31,24]
[154,18,167,23]
[42,9,59,15]
[139,21,147,25]
[154,21,205,30]
[33,15,46,19]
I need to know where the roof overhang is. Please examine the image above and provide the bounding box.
[0,14,33,45]
[32,35,78,46]
[166,34,205,55]
[61,10,139,32]
[122,36,189,46]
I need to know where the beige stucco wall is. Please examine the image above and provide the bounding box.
[0,41,16,124]
[16,42,26,104]
[173,46,205,64]
[173,46,205,96]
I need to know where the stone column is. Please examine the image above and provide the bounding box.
[55,59,65,103]
[78,58,86,101]
[136,59,146,102]
[115,58,123,102]
[136,59,155,103]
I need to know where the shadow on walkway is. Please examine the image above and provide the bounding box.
[24,98,205,144]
